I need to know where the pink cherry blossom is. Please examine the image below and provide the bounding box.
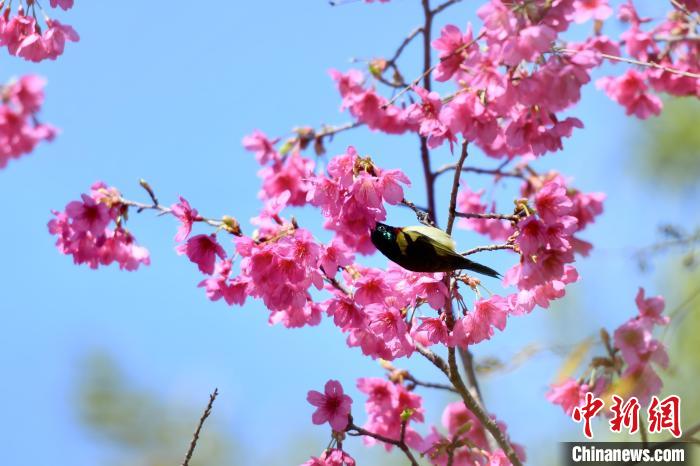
[502,25,556,66]
[242,129,280,164]
[171,196,199,242]
[546,378,589,415]
[65,194,112,236]
[258,152,314,205]
[198,259,248,306]
[306,380,352,432]
[635,287,669,325]
[452,295,510,346]
[413,317,449,345]
[432,24,476,82]
[597,70,662,119]
[176,234,226,275]
[358,378,424,451]
[308,147,409,253]
[330,69,414,134]
[3,14,79,62]
[42,20,80,60]
[570,0,613,24]
[300,449,356,466]
[49,184,150,271]
[405,86,455,149]
[457,183,513,242]
[319,239,354,277]
[0,75,57,169]
[50,0,74,10]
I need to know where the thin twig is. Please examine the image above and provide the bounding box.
[404,373,458,393]
[669,0,696,21]
[461,243,517,256]
[455,211,522,222]
[347,422,420,466]
[120,198,231,232]
[315,121,362,139]
[446,140,469,235]
[433,163,525,179]
[384,30,485,108]
[181,388,219,466]
[558,48,700,79]
[402,198,434,225]
[387,26,423,68]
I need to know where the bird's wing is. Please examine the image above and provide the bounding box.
[399,225,458,255]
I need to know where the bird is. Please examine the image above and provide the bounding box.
[370,222,501,278]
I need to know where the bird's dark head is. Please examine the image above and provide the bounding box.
[371,222,397,248]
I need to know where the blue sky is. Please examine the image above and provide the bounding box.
[0,1,694,465]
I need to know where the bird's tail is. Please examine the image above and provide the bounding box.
[459,257,501,279]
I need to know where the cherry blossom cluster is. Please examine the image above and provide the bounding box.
[307,146,410,253]
[445,173,605,348]
[0,74,56,168]
[0,0,79,62]
[244,129,316,206]
[504,174,605,311]
[330,69,416,135]
[303,377,525,466]
[334,0,700,163]
[547,287,670,417]
[48,182,150,270]
[421,401,525,465]
[45,0,696,463]
[596,1,700,118]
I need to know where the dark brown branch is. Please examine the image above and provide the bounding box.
[433,163,525,179]
[181,388,219,466]
[446,349,523,466]
[432,0,464,15]
[421,0,433,92]
[387,26,423,68]
[405,373,458,393]
[347,422,420,466]
[420,136,438,225]
[446,140,469,235]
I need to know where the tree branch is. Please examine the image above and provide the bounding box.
[405,373,459,393]
[432,0,464,15]
[347,422,420,466]
[181,388,219,466]
[388,26,423,69]
[455,211,522,222]
[433,163,526,179]
[461,243,517,256]
[446,140,469,235]
[119,181,242,236]
[447,348,523,465]
[558,48,700,79]
[384,30,485,108]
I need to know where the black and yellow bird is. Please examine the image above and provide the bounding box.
[370,222,501,278]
